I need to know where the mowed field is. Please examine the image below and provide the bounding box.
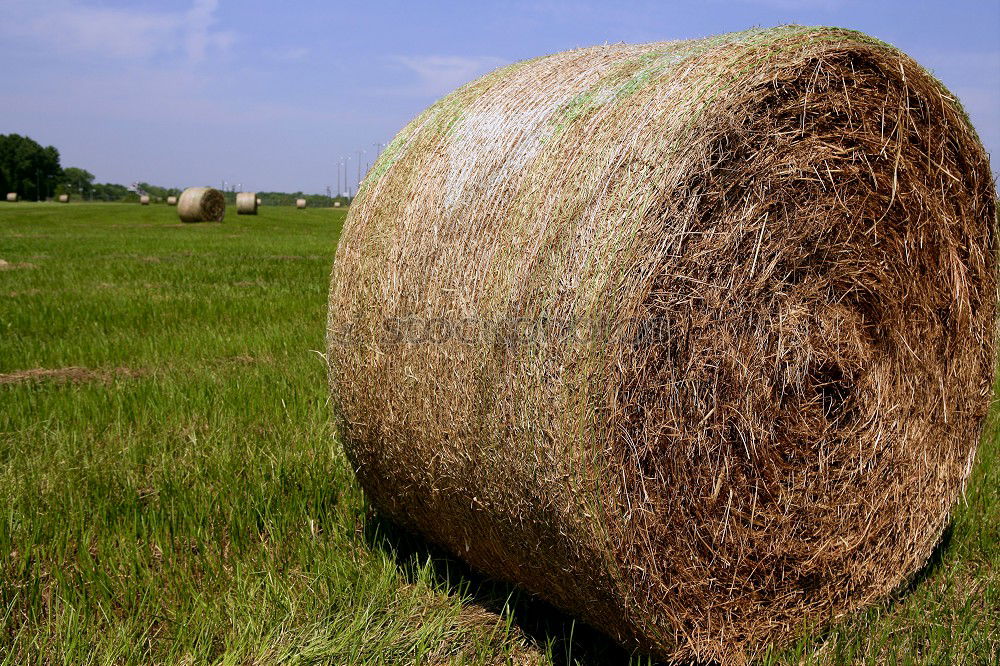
[0,202,997,665]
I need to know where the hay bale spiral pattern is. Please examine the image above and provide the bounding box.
[327,27,997,662]
[177,187,225,223]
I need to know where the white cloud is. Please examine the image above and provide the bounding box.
[388,55,508,97]
[5,0,235,63]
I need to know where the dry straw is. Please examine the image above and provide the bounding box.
[6,193,17,202]
[166,195,177,206]
[58,194,69,203]
[296,198,307,209]
[236,191,258,215]
[327,26,997,663]
[177,186,225,223]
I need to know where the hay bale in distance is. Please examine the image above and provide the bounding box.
[139,195,150,205]
[327,27,998,663]
[58,194,69,203]
[177,186,225,223]
[166,196,177,206]
[256,197,262,206]
[333,201,341,207]
[6,193,17,202]
[236,192,258,215]
[296,198,307,209]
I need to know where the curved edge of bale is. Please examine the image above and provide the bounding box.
[236,192,258,215]
[177,187,226,223]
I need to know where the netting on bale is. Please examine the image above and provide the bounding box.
[326,26,997,663]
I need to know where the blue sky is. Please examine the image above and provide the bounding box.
[1,0,997,193]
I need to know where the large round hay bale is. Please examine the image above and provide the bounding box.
[166,196,177,206]
[296,198,307,209]
[58,194,69,203]
[177,186,225,223]
[236,192,258,215]
[6,193,17,202]
[139,195,150,205]
[327,27,997,663]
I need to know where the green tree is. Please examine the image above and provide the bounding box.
[62,167,95,196]
[0,134,62,200]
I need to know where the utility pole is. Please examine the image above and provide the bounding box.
[356,149,363,193]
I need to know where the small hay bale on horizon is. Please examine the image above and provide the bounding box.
[177,186,225,223]
[166,196,177,206]
[236,192,258,215]
[256,197,262,206]
[327,26,998,664]
[6,193,17,202]
[139,195,150,205]
[296,198,306,209]
[58,194,69,203]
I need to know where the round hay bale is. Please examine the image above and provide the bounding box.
[139,195,150,205]
[6,193,17,202]
[166,196,177,206]
[333,201,341,207]
[256,197,262,206]
[327,27,998,662]
[177,186,225,223]
[296,198,307,209]
[236,192,258,215]
[58,194,69,203]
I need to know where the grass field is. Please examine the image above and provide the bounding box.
[0,202,997,664]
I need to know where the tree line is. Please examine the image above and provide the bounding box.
[0,134,348,205]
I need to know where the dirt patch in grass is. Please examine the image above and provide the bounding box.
[0,366,143,385]
[0,259,37,270]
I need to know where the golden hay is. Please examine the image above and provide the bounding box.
[327,26,997,663]
[236,192,258,215]
[296,198,307,209]
[177,186,225,223]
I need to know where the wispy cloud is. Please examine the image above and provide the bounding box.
[387,55,508,97]
[722,0,853,9]
[263,46,310,63]
[3,0,235,63]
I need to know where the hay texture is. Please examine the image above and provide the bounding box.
[177,186,225,223]
[236,192,258,215]
[296,198,307,209]
[166,196,177,206]
[58,194,69,203]
[139,195,150,205]
[6,193,17,202]
[326,26,997,663]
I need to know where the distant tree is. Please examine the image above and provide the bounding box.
[91,182,132,201]
[0,134,62,200]
[61,167,95,196]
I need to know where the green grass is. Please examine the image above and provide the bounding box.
[0,202,996,664]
